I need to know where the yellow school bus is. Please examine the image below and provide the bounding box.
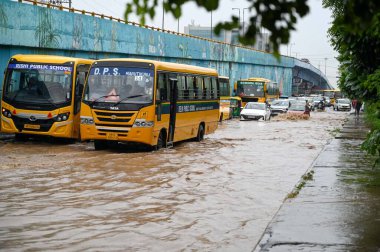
[322,89,341,105]
[219,76,232,121]
[234,77,279,107]
[80,58,220,150]
[1,55,93,140]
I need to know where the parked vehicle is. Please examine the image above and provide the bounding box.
[270,99,290,116]
[334,98,351,111]
[240,102,271,121]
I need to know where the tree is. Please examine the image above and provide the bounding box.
[323,0,380,164]
[124,0,309,56]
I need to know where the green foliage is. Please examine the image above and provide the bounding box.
[324,0,380,161]
[124,0,309,56]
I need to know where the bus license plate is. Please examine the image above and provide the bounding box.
[24,124,40,130]
[106,132,118,140]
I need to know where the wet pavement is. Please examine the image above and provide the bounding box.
[0,111,348,251]
[255,114,380,251]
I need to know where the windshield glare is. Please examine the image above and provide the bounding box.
[338,99,350,104]
[237,81,264,97]
[84,66,154,104]
[272,100,289,106]
[245,103,265,110]
[4,63,72,104]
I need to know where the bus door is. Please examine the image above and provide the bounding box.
[73,64,91,138]
[167,77,178,146]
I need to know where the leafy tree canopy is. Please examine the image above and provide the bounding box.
[323,0,380,162]
[124,0,309,56]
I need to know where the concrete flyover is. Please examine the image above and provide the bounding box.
[0,0,332,96]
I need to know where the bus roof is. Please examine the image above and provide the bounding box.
[10,54,93,64]
[94,58,218,76]
[239,77,271,83]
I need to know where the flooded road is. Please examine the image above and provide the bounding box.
[0,110,347,251]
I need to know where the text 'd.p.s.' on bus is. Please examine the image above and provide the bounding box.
[1,55,93,140]
[234,77,279,107]
[80,59,220,150]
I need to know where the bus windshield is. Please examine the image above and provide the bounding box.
[3,63,73,105]
[237,81,264,97]
[84,66,154,104]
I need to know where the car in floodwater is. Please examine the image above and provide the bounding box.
[287,100,307,115]
[240,102,271,121]
[270,99,290,116]
[334,98,351,111]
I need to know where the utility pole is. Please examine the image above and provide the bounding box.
[242,8,249,34]
[211,10,213,39]
[162,0,165,30]
[232,8,241,33]
[324,57,328,76]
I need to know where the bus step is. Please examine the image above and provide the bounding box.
[166,141,174,148]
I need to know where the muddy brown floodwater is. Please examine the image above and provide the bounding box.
[0,110,347,252]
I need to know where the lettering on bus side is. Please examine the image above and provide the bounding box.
[176,103,218,113]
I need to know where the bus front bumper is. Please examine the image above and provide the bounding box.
[1,116,74,138]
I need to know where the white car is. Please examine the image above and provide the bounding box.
[240,102,271,121]
[334,98,351,111]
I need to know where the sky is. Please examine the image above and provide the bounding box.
[70,0,339,87]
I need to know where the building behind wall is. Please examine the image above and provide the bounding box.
[184,23,271,52]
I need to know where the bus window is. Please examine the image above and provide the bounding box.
[211,77,218,99]
[195,76,203,100]
[157,73,168,101]
[177,75,186,100]
[186,76,195,100]
[204,77,211,99]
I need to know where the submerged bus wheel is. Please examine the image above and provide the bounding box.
[156,130,167,150]
[196,124,205,142]
[94,140,107,150]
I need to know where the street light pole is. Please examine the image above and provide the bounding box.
[242,8,249,34]
[289,42,295,57]
[162,0,165,30]
[211,10,213,39]
[232,8,241,33]
[324,57,328,76]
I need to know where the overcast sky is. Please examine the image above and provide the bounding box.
[70,0,339,87]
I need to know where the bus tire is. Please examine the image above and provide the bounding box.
[219,113,223,122]
[156,130,167,150]
[94,140,107,150]
[15,133,28,141]
[196,124,205,142]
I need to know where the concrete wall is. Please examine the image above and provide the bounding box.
[0,0,328,96]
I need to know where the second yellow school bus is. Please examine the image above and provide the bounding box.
[1,54,93,140]
[80,59,220,150]
[234,77,279,107]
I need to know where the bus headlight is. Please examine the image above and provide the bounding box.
[54,112,70,122]
[2,108,12,118]
[133,119,154,128]
[81,117,94,125]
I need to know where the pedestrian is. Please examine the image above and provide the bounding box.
[304,100,311,116]
[355,99,362,116]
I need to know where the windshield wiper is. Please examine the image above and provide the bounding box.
[10,89,25,103]
[90,95,120,105]
[112,95,144,106]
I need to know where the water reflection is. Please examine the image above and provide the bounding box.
[0,111,347,251]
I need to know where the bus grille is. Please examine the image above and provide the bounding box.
[12,116,54,132]
[93,110,135,132]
